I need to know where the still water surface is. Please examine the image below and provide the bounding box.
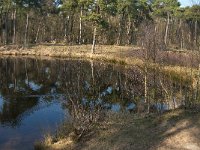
[0,56,184,149]
[0,57,140,150]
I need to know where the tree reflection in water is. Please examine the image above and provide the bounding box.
[0,56,191,149]
[0,57,138,128]
[0,57,188,128]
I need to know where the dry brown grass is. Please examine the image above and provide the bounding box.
[36,110,200,150]
[0,44,142,65]
[0,44,198,84]
[83,110,200,150]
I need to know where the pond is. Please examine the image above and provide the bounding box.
[0,56,186,149]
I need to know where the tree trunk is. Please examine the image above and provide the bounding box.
[117,15,122,45]
[91,60,94,84]
[64,16,69,42]
[194,19,198,47]
[24,12,29,47]
[3,13,8,45]
[12,9,16,44]
[91,27,97,54]
[25,59,29,86]
[164,12,170,45]
[144,64,148,102]
[13,60,17,92]
[79,6,83,45]
[127,16,132,45]
[42,23,46,42]
[178,19,183,50]
[144,66,148,103]
[35,22,41,43]
[196,64,200,101]
[69,14,74,44]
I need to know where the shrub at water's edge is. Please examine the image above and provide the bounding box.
[35,109,200,150]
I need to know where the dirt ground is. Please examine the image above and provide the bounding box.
[38,109,200,150]
[78,110,200,150]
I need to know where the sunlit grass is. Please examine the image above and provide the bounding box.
[36,109,200,150]
[0,44,198,85]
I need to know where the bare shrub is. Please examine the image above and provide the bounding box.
[65,92,105,141]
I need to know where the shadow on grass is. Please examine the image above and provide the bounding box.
[73,109,200,150]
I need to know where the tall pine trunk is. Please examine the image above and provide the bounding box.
[179,19,184,50]
[194,19,198,47]
[127,16,132,45]
[3,13,8,45]
[64,16,69,42]
[35,21,41,43]
[12,9,16,44]
[91,27,97,54]
[164,12,170,45]
[79,6,83,45]
[24,13,29,47]
[117,15,122,45]
[196,64,200,101]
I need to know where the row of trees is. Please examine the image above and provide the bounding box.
[0,0,199,52]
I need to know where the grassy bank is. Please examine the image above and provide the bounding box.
[2,44,198,149]
[35,109,200,150]
[0,44,198,83]
[0,44,142,65]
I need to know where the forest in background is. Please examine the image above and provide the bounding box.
[0,0,200,53]
[1,1,200,149]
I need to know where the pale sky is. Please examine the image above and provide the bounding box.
[178,0,195,7]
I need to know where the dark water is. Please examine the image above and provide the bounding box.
[0,57,139,150]
[0,56,185,150]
